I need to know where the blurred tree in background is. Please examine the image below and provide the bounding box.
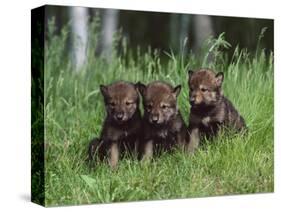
[45,5,273,70]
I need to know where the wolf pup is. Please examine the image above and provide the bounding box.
[137,81,188,160]
[88,81,142,169]
[186,68,246,152]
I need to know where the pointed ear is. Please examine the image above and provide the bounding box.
[187,70,194,79]
[215,72,224,87]
[173,85,182,97]
[136,82,146,96]
[100,84,108,97]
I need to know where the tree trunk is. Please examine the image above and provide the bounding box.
[193,15,214,52]
[70,7,88,71]
[100,9,119,59]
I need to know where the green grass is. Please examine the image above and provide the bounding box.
[42,21,273,206]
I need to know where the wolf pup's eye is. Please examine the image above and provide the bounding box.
[125,101,133,106]
[201,88,208,92]
[161,104,169,110]
[109,102,116,107]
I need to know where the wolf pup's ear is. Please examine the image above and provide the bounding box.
[173,85,182,97]
[215,72,224,87]
[187,70,194,79]
[136,82,146,96]
[100,85,108,97]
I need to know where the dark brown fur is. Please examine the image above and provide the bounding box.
[187,68,246,152]
[88,81,142,169]
[137,81,188,160]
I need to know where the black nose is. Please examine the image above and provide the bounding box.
[151,115,159,123]
[190,97,195,104]
[116,112,124,120]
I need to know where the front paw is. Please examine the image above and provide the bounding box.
[108,142,119,170]
[141,140,153,161]
[187,128,200,153]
